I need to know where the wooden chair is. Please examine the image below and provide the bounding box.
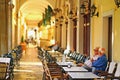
[0,62,10,80]
[106,62,120,80]
[43,61,64,80]
[42,60,52,80]
[3,54,15,79]
[112,62,120,79]
[95,62,117,79]
[47,62,64,80]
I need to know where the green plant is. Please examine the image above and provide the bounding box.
[42,5,53,26]
[21,36,24,42]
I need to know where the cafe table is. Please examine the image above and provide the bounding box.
[62,66,88,72]
[56,62,76,67]
[0,57,11,63]
[68,72,100,80]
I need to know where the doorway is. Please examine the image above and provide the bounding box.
[108,17,112,62]
[103,16,113,62]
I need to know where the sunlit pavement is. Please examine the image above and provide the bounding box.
[13,44,43,80]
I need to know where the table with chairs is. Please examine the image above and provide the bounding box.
[0,45,23,80]
[37,47,98,80]
[0,58,13,80]
[37,46,120,80]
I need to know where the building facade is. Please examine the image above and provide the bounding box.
[0,0,120,62]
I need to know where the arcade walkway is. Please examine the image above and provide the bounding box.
[13,44,43,80]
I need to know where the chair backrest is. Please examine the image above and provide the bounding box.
[108,62,116,73]
[114,62,120,77]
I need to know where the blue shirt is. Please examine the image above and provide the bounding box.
[92,54,108,74]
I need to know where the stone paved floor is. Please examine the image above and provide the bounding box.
[13,44,43,80]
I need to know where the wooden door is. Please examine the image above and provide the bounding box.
[108,17,112,61]
[73,27,77,51]
[83,14,90,55]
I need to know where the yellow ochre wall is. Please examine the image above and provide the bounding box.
[92,0,120,62]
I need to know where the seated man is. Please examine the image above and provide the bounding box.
[92,48,108,75]
[77,47,100,71]
[51,41,59,51]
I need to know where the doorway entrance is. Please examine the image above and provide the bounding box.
[103,16,113,62]
[108,17,112,62]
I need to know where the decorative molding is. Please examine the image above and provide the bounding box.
[102,9,114,17]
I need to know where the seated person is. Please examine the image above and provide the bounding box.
[92,48,108,75]
[64,49,70,55]
[48,41,59,51]
[77,47,100,71]
[51,41,59,51]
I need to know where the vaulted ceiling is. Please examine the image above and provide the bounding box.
[19,0,56,27]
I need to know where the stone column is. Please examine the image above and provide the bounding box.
[0,0,12,54]
[76,0,84,53]
[61,21,66,48]
[67,19,73,50]
[8,0,13,50]
[67,1,74,50]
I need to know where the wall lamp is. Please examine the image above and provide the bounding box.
[80,2,99,17]
[68,10,78,20]
[59,16,64,22]
[80,4,86,15]
[68,10,73,19]
[114,0,120,8]
[90,4,99,17]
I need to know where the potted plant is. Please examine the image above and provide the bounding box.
[20,36,26,51]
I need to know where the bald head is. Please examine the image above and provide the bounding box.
[99,48,105,55]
